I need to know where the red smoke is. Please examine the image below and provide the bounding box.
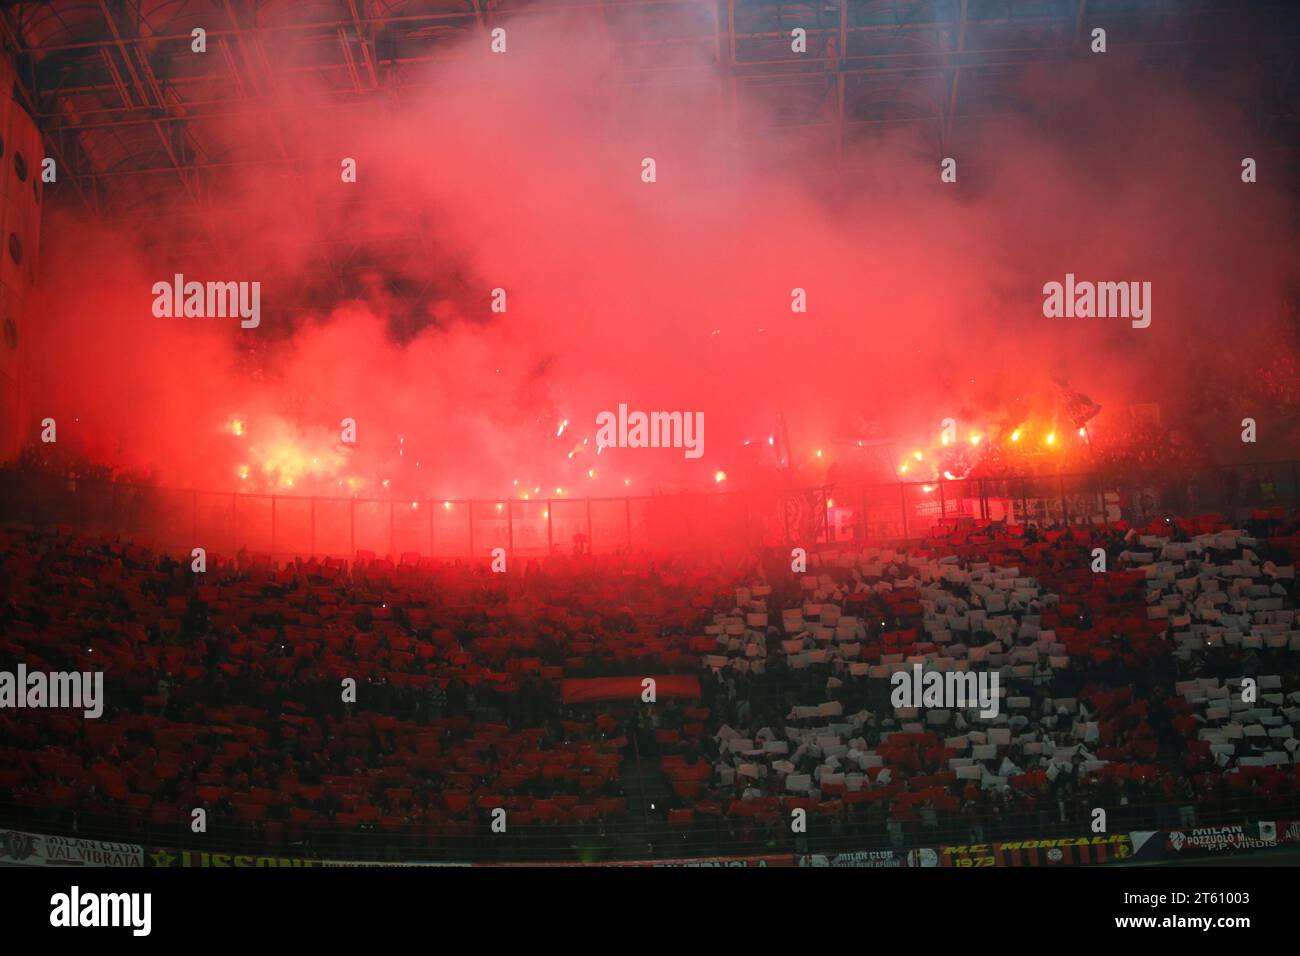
[27,12,1300,503]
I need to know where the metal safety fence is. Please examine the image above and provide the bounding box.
[1,460,1297,562]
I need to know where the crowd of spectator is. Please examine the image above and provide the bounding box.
[3,506,1300,862]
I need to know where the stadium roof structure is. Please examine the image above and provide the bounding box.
[2,0,1297,241]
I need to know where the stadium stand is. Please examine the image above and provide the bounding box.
[2,510,1300,862]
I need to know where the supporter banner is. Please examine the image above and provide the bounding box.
[1159,820,1299,857]
[634,854,791,868]
[941,834,1133,867]
[146,846,472,867]
[0,828,142,867]
[561,675,701,704]
[482,853,792,867]
[799,848,940,868]
[145,844,789,867]
[1126,831,1167,862]
[147,848,324,867]
[323,860,471,868]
